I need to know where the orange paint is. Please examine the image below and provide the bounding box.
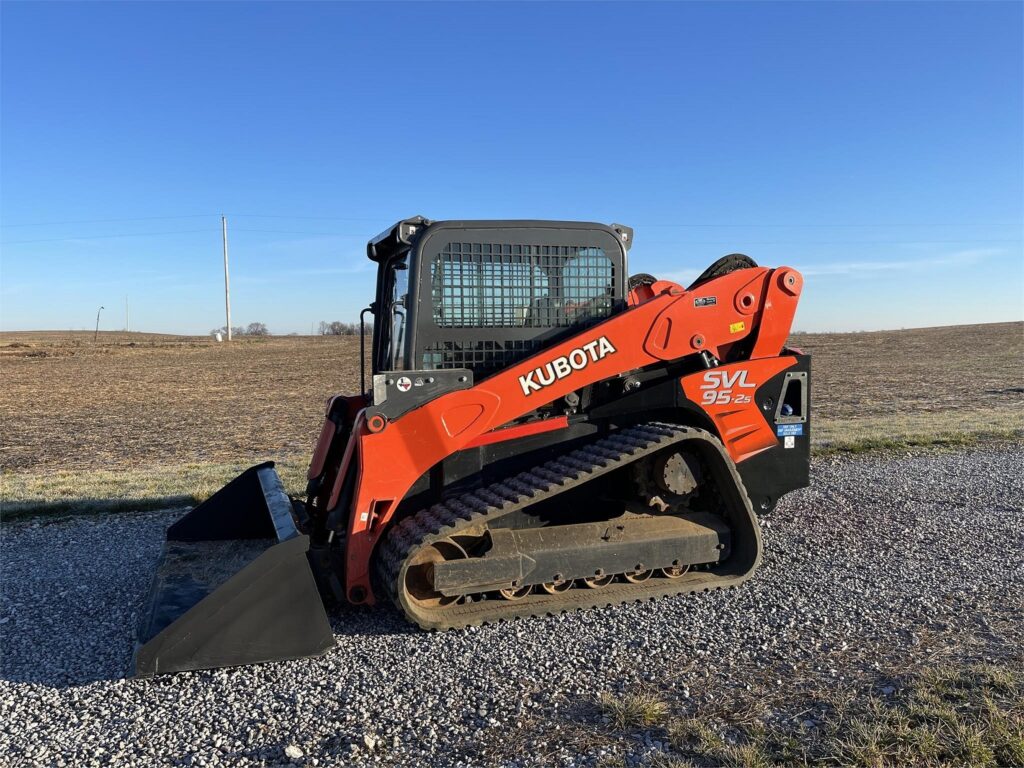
[680,357,797,462]
[337,267,803,603]
[463,415,570,449]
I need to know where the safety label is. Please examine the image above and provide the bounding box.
[777,423,803,437]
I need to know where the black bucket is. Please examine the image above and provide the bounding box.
[132,462,335,677]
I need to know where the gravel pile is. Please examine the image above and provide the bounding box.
[2,446,1021,767]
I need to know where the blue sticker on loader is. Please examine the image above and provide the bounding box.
[777,424,804,437]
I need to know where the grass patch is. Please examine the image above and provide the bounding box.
[656,663,1023,768]
[477,642,1022,766]
[1,457,309,520]
[811,407,1022,455]
[597,691,669,729]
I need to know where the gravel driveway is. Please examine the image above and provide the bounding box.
[2,446,1021,767]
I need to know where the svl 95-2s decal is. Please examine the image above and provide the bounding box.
[680,357,798,463]
[699,369,756,405]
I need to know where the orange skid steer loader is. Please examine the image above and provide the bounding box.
[133,218,809,676]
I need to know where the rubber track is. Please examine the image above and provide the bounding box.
[375,423,761,630]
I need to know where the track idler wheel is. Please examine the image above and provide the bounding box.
[405,539,468,608]
[499,585,532,600]
[583,572,614,589]
[541,579,572,594]
[624,568,653,584]
[660,563,692,579]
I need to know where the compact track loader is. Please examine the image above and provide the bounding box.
[133,218,810,676]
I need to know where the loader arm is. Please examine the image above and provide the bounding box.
[340,265,802,604]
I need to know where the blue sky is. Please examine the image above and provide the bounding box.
[1,1,1021,334]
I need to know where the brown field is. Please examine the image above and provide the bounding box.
[1,331,361,472]
[1,322,1021,514]
[789,321,1023,449]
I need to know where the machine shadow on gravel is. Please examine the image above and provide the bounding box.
[3,494,195,521]
[0,602,414,689]
[325,604,420,638]
[0,500,424,689]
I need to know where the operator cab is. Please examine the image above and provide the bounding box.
[366,217,632,386]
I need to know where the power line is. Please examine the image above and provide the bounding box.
[2,227,365,244]
[0,213,386,228]
[231,228,357,235]
[1,229,218,245]
[0,214,217,228]
[632,221,1015,228]
[231,213,386,222]
[639,238,1021,246]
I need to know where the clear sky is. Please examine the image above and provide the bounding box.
[1,1,1021,335]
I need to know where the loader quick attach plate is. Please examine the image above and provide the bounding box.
[132,463,335,677]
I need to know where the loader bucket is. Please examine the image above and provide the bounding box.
[132,462,335,677]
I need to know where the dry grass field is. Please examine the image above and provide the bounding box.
[1,322,1021,516]
[1,332,359,472]
[790,321,1023,450]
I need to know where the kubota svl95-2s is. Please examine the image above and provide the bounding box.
[134,218,810,676]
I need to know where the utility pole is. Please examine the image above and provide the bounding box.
[94,306,104,342]
[125,296,130,332]
[222,215,232,341]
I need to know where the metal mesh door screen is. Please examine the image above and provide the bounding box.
[424,242,615,376]
[431,243,614,329]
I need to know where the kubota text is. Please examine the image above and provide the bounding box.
[519,336,617,396]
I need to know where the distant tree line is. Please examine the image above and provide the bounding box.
[210,322,271,337]
[318,321,373,336]
[204,321,372,337]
